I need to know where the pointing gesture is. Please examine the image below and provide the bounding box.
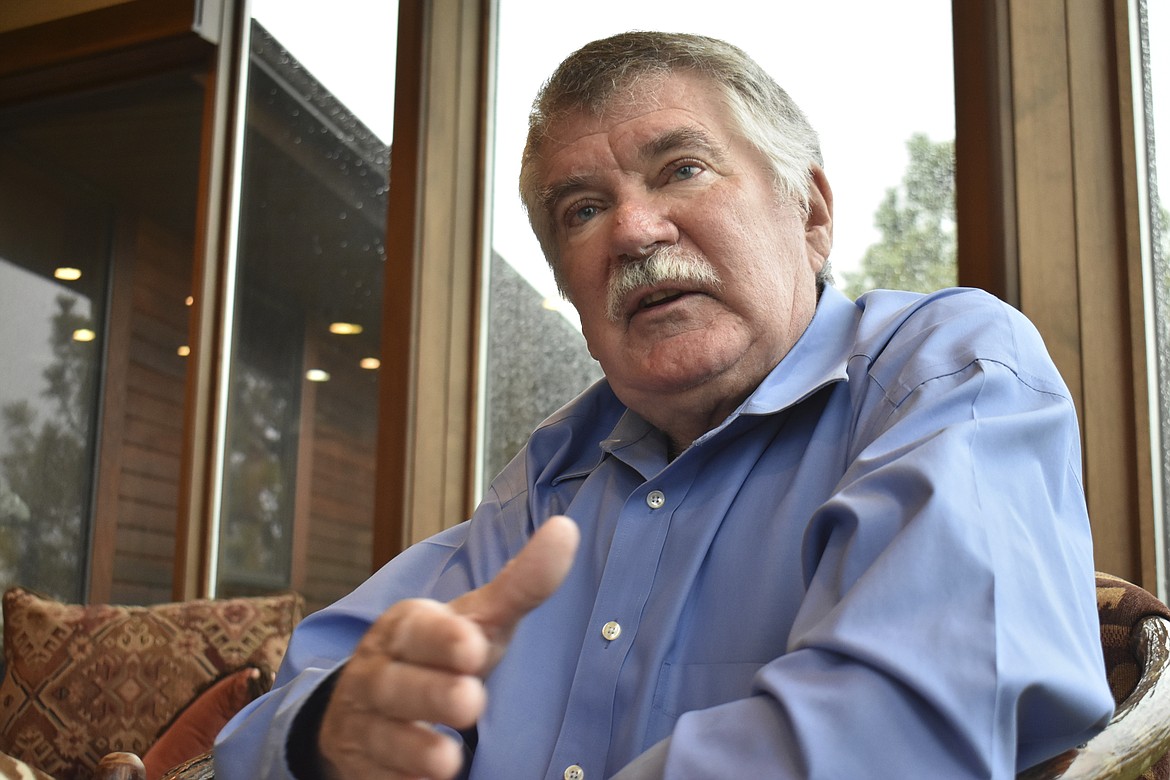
[317,515,580,779]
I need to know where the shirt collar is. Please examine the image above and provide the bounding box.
[602,285,857,455]
[736,284,856,416]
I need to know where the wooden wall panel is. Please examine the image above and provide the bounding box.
[116,219,191,602]
[996,0,1154,586]
[302,420,376,612]
[292,330,378,613]
[88,219,135,604]
[1067,0,1148,581]
[953,0,1019,302]
[1009,0,1084,412]
[93,216,194,604]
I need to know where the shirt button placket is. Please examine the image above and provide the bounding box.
[560,488,662,780]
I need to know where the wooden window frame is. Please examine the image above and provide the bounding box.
[954,0,1158,588]
[372,0,489,562]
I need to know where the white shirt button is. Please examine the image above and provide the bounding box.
[601,620,622,641]
[646,490,665,509]
[564,765,585,780]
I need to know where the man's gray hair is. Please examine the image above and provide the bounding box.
[519,31,828,289]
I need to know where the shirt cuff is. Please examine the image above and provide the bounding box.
[285,666,344,779]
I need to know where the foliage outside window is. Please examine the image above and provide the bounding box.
[0,71,204,606]
[841,135,957,297]
[0,286,98,600]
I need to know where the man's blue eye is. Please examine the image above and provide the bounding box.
[574,205,599,223]
[674,164,700,181]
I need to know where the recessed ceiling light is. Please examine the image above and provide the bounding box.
[72,329,96,342]
[359,357,381,370]
[55,267,82,281]
[329,322,363,335]
[306,369,331,382]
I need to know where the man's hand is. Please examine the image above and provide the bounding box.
[317,515,580,779]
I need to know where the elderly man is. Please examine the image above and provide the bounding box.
[215,31,1112,779]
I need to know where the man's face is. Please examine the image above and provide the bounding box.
[534,72,832,436]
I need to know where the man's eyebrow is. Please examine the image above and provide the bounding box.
[638,126,726,162]
[537,173,593,217]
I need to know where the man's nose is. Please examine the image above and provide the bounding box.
[610,197,678,259]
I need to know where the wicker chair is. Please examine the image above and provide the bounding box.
[92,751,212,780]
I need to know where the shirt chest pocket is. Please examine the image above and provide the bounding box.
[648,660,763,738]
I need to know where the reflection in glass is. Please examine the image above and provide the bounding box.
[482,253,603,486]
[216,22,390,611]
[0,146,108,604]
[0,71,204,603]
[0,257,102,602]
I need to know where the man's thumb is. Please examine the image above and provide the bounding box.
[458,515,579,633]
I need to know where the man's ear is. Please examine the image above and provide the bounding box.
[804,165,833,271]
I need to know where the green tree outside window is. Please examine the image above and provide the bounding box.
[842,133,956,297]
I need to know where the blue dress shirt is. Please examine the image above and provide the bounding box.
[215,286,1113,779]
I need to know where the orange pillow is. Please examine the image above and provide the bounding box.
[142,666,269,780]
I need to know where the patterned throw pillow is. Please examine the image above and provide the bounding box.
[1096,572,1170,703]
[1095,572,1170,780]
[0,588,303,780]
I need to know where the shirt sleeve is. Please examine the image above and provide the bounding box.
[658,334,1114,776]
[212,521,483,779]
[611,737,670,779]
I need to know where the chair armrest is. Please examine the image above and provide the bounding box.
[0,750,55,780]
[160,751,214,780]
[94,752,146,780]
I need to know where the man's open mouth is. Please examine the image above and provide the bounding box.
[638,289,688,310]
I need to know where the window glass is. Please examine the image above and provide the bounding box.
[1140,0,1169,596]
[215,3,397,612]
[483,1,955,490]
[0,153,107,603]
[0,71,205,604]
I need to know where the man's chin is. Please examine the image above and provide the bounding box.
[614,348,746,398]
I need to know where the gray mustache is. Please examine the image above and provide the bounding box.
[606,247,723,321]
